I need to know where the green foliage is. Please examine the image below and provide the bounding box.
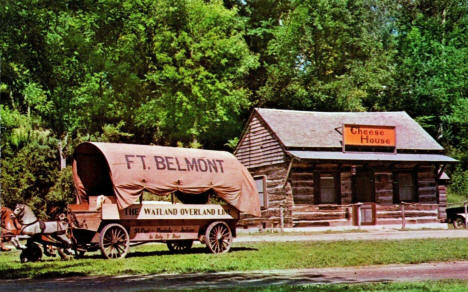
[258,0,394,112]
[0,142,59,219]
[0,0,467,207]
[99,121,134,143]
[225,137,239,150]
[388,0,468,138]
[45,166,76,217]
[132,0,258,147]
[448,167,468,201]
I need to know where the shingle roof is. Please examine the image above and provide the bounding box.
[255,108,444,151]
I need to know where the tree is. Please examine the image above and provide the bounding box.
[0,0,258,215]
[385,0,468,197]
[130,0,258,147]
[258,0,394,112]
[386,0,468,136]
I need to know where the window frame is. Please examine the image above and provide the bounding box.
[393,170,418,203]
[314,172,341,205]
[254,176,268,209]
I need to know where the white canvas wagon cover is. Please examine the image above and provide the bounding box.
[72,142,260,216]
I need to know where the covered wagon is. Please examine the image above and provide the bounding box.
[68,142,260,258]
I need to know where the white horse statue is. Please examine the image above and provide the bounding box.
[10,204,74,256]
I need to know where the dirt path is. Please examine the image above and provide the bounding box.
[235,229,468,243]
[2,261,468,291]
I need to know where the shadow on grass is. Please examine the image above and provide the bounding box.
[128,246,258,258]
[0,246,259,280]
[77,246,258,259]
[1,261,89,280]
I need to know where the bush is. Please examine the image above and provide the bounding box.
[449,166,468,200]
[45,166,76,219]
[1,142,59,219]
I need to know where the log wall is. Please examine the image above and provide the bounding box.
[238,161,443,229]
[374,171,393,204]
[235,115,286,169]
[292,204,351,227]
[417,165,438,203]
[290,166,315,205]
[340,172,353,204]
[438,184,447,221]
[237,162,294,228]
[375,203,440,225]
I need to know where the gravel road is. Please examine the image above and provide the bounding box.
[235,229,468,243]
[2,261,468,291]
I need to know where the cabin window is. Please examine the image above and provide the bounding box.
[255,177,267,208]
[398,172,417,202]
[314,172,340,204]
[320,175,336,204]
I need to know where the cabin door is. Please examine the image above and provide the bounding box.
[353,168,375,203]
[352,168,376,225]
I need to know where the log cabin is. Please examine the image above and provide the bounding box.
[234,108,457,229]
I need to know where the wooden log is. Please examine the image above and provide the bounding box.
[293,197,314,205]
[266,179,285,187]
[236,150,285,161]
[377,198,393,205]
[291,181,314,188]
[293,221,330,227]
[291,169,316,175]
[292,205,348,212]
[293,213,346,221]
[243,159,286,169]
[292,185,314,191]
[268,193,288,202]
[417,172,435,179]
[377,212,437,219]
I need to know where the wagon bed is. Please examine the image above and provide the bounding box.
[68,142,260,258]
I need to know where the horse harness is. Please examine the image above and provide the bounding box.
[16,207,67,235]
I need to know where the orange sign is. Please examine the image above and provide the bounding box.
[343,124,395,147]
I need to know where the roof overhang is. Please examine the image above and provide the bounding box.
[288,150,458,163]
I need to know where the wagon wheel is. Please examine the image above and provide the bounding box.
[205,221,232,254]
[99,223,130,259]
[20,242,42,263]
[453,216,466,229]
[167,240,193,253]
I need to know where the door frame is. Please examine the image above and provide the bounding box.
[351,166,376,203]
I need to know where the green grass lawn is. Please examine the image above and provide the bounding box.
[1,238,468,279]
[173,281,468,292]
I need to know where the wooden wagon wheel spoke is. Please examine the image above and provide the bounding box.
[115,244,125,254]
[100,223,129,259]
[113,244,122,256]
[111,230,118,240]
[113,230,125,241]
[205,221,232,254]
